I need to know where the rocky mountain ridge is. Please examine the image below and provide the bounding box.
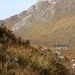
[1,0,75,48]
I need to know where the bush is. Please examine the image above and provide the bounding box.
[17,55,28,68]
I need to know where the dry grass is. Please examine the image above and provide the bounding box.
[0,26,72,75]
[50,48,75,73]
[6,45,70,75]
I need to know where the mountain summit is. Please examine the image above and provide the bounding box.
[2,0,75,48]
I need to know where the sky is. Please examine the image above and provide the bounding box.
[0,0,37,20]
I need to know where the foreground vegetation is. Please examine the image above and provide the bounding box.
[0,26,71,75]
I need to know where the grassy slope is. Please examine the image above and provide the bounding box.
[16,14,75,48]
[7,44,74,74]
[7,45,71,75]
[0,27,72,75]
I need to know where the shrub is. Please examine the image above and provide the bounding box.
[17,55,28,68]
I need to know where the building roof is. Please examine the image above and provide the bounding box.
[54,44,68,47]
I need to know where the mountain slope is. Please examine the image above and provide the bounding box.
[2,0,75,48]
[15,14,75,47]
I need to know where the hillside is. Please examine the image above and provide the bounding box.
[1,0,75,48]
[0,26,71,75]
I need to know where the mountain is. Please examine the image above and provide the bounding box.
[1,0,75,48]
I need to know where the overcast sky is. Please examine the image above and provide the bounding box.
[0,0,37,20]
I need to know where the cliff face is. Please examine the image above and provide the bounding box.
[2,0,75,48]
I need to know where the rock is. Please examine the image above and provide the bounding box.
[72,63,75,68]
